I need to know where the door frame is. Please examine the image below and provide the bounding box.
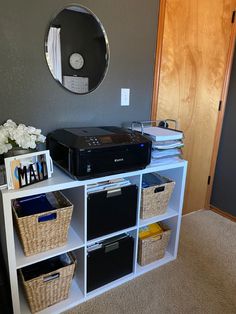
[151,0,166,120]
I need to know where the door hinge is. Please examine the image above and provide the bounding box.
[218,100,222,111]
[208,176,211,185]
[232,10,235,23]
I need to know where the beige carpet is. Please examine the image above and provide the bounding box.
[65,210,236,314]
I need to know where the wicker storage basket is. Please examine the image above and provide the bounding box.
[13,191,73,256]
[138,223,171,266]
[20,253,75,313]
[140,174,175,219]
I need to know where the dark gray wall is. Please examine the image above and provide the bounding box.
[211,45,236,217]
[0,0,159,135]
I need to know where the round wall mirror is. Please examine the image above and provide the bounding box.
[45,5,109,94]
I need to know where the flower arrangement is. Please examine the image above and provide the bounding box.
[0,119,46,155]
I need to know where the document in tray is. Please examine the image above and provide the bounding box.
[133,126,183,141]
[152,148,181,159]
[150,156,182,165]
[152,140,184,150]
[87,178,131,194]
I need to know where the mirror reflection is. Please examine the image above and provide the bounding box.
[45,5,109,94]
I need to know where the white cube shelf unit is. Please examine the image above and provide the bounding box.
[0,159,187,314]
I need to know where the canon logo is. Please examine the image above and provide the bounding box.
[114,158,124,162]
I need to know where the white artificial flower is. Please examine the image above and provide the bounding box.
[0,125,13,153]
[34,128,42,136]
[37,134,46,143]
[27,126,36,134]
[3,119,17,129]
[0,143,12,154]
[0,127,7,141]
[17,124,27,132]
[30,134,37,141]
[0,119,46,154]
[14,132,31,149]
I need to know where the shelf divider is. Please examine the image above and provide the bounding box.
[86,226,138,246]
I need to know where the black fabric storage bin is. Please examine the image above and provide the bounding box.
[87,234,134,292]
[87,184,138,240]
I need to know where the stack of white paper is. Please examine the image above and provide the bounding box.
[132,126,183,141]
[152,148,182,159]
[150,156,181,165]
[132,126,184,163]
[152,140,184,150]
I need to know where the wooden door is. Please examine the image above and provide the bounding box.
[152,0,236,213]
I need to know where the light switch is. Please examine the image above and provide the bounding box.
[121,88,130,106]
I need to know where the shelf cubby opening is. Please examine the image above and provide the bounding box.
[86,231,136,293]
[161,216,179,258]
[14,186,85,269]
[156,167,185,213]
[18,249,85,314]
[86,177,140,242]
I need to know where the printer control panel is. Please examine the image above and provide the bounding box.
[84,133,142,148]
[85,137,101,147]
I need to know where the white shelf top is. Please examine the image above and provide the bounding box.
[15,226,84,269]
[139,207,178,227]
[1,159,187,200]
[87,226,137,246]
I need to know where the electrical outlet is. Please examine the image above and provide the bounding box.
[121,88,130,106]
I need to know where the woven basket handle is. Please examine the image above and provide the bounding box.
[43,272,60,282]
[38,212,57,223]
[154,186,165,193]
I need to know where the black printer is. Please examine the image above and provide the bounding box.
[47,126,152,179]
